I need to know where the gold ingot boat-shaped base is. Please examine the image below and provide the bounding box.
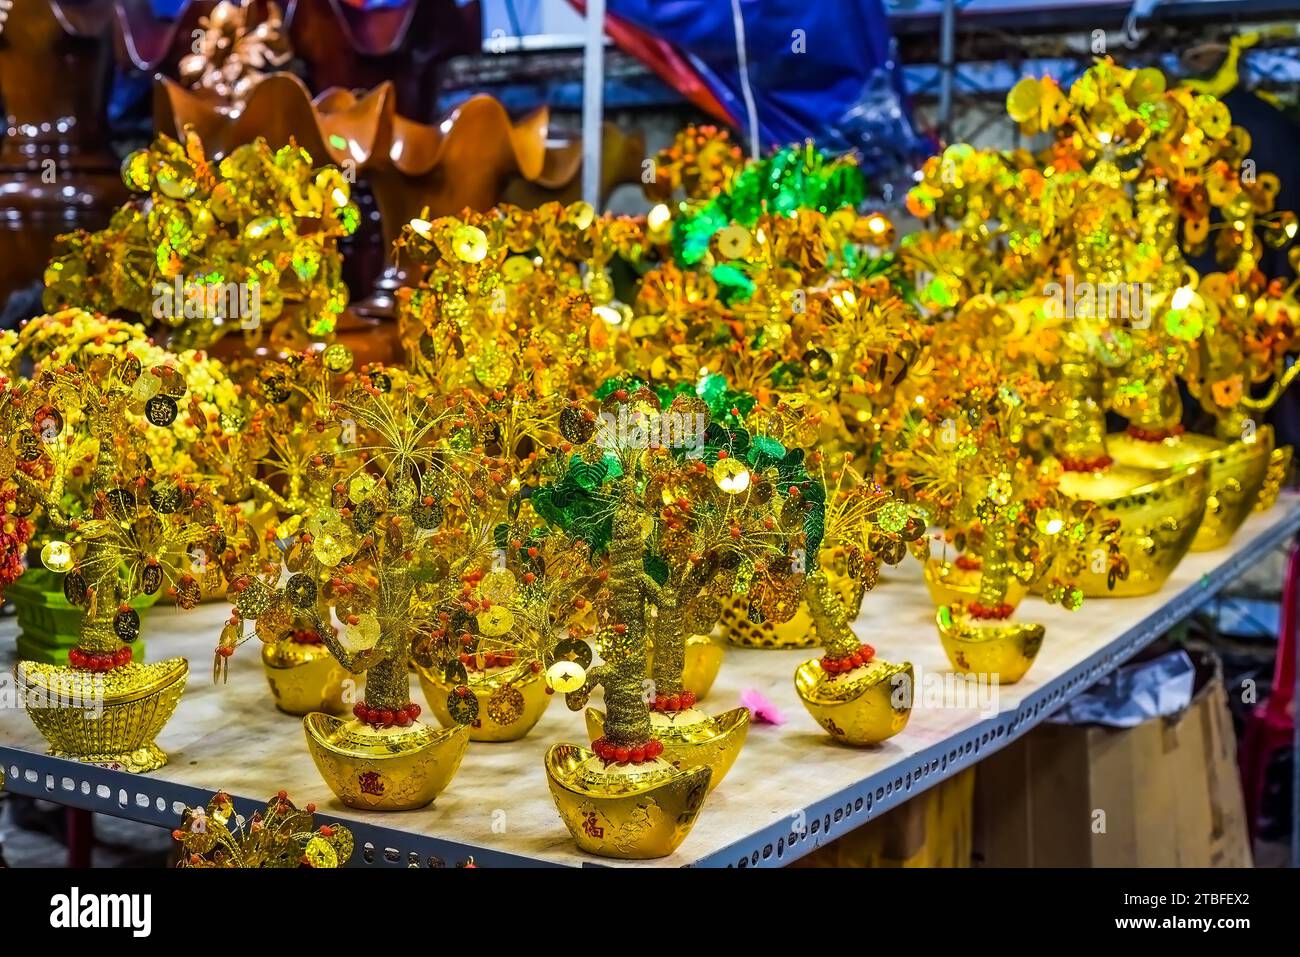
[923,558,1027,611]
[415,661,553,742]
[1107,431,1269,552]
[1256,443,1293,513]
[544,744,711,859]
[794,658,913,746]
[585,706,749,792]
[303,715,470,811]
[936,608,1044,685]
[262,640,350,716]
[16,658,188,773]
[1053,464,1208,597]
[648,634,725,700]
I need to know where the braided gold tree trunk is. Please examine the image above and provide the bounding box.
[78,405,123,655]
[1057,358,1110,463]
[566,495,652,746]
[976,518,1011,609]
[804,570,859,660]
[649,589,686,697]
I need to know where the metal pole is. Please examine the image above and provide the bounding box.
[938,0,957,143]
[582,0,606,209]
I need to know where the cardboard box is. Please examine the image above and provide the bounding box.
[795,767,974,868]
[973,650,1251,867]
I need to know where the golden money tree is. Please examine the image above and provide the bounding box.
[44,130,358,350]
[530,375,826,758]
[174,790,353,868]
[216,361,495,727]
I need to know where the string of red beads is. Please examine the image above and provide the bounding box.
[651,691,697,712]
[1059,454,1114,472]
[820,643,875,674]
[458,650,518,671]
[968,602,1015,620]
[954,554,983,572]
[68,646,132,672]
[352,700,422,728]
[1125,424,1184,442]
[592,736,664,765]
[290,629,323,646]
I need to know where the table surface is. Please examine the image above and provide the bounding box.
[4,495,1299,868]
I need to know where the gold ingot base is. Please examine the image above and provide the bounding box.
[648,634,725,700]
[794,658,912,745]
[543,744,711,859]
[720,592,816,648]
[1190,436,1272,551]
[16,658,188,773]
[923,558,1027,611]
[1107,431,1269,552]
[936,609,1044,685]
[585,706,749,792]
[1256,444,1293,513]
[262,640,350,716]
[415,661,553,742]
[303,715,470,811]
[1054,464,1208,597]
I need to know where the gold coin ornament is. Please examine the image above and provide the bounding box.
[712,457,752,494]
[546,660,586,693]
[341,613,381,652]
[322,344,353,374]
[486,684,526,726]
[553,636,593,669]
[476,604,515,638]
[303,836,338,869]
[453,225,489,263]
[447,687,480,725]
[63,570,88,606]
[40,541,75,573]
[716,224,752,259]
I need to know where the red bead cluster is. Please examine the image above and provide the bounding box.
[954,554,982,572]
[1060,454,1114,473]
[68,646,132,671]
[290,629,323,646]
[352,701,422,728]
[459,650,517,671]
[592,736,664,765]
[1126,424,1184,442]
[820,644,875,674]
[968,602,1014,620]
[651,691,697,712]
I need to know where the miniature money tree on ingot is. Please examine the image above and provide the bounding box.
[793,456,928,746]
[43,129,357,353]
[2,342,240,771]
[202,348,356,716]
[1186,269,1300,513]
[530,384,735,859]
[215,359,490,810]
[564,377,825,793]
[886,374,1120,684]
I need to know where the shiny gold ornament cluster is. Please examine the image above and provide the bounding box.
[903,59,1297,592]
[44,130,358,350]
[174,790,352,867]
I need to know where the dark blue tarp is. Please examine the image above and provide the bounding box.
[607,0,923,175]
